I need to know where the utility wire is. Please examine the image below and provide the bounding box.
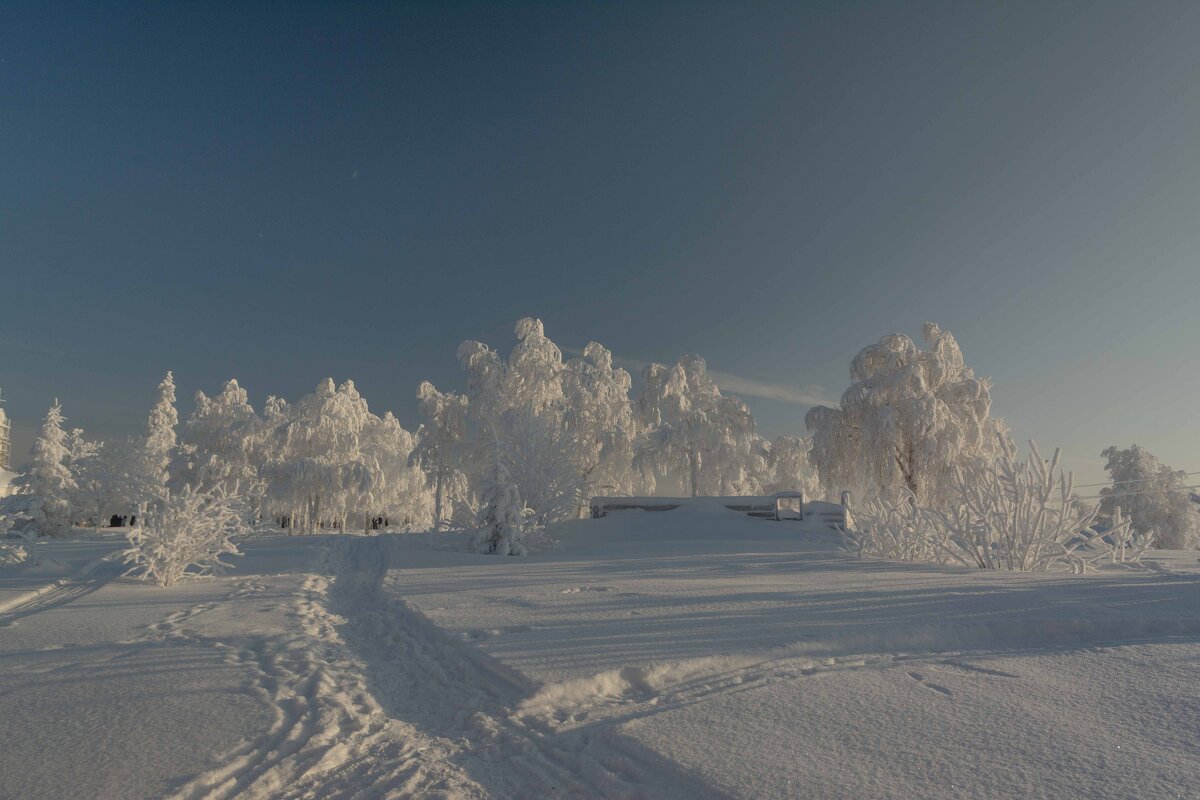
[1073,484,1200,502]
[1073,470,1200,489]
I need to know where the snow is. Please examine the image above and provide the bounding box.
[2,507,1199,798]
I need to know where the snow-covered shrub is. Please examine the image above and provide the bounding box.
[848,441,1153,573]
[0,492,41,540]
[474,460,534,556]
[843,491,958,564]
[0,542,28,567]
[948,440,1151,572]
[1104,506,1152,565]
[123,485,247,587]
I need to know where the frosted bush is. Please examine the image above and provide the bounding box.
[847,440,1153,573]
[843,491,958,565]
[0,542,28,567]
[0,493,41,540]
[123,485,247,587]
[474,460,540,556]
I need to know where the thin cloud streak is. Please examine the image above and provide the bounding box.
[705,370,836,406]
[563,346,835,407]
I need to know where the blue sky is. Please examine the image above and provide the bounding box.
[3,1,1199,484]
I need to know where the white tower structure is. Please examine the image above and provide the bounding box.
[0,388,13,498]
[0,388,10,472]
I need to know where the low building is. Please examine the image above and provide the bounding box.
[590,492,806,521]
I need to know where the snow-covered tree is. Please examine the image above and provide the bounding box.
[411,381,469,531]
[504,317,566,416]
[494,408,584,527]
[456,318,610,518]
[258,378,429,533]
[1099,445,1200,550]
[68,434,109,529]
[179,378,261,501]
[761,436,821,499]
[475,458,529,556]
[806,323,1009,507]
[143,371,178,491]
[92,435,150,523]
[635,355,762,497]
[259,378,365,531]
[123,484,247,587]
[28,401,77,536]
[359,410,433,531]
[562,342,637,504]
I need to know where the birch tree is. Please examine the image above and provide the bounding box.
[806,323,1008,507]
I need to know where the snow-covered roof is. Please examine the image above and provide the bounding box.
[591,492,805,506]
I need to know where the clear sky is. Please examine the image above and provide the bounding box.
[3,1,1199,485]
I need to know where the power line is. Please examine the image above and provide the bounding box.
[1075,482,1200,501]
[1073,470,1200,489]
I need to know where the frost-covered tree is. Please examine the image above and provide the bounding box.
[411,381,469,531]
[143,371,178,490]
[1099,445,1200,550]
[456,318,569,467]
[456,318,600,519]
[258,378,429,532]
[495,408,584,526]
[67,432,109,529]
[92,435,150,523]
[360,410,433,531]
[806,323,1008,507]
[123,484,247,586]
[762,436,821,499]
[635,355,762,497]
[562,342,637,504]
[505,317,566,415]
[28,401,77,536]
[259,378,372,532]
[179,378,261,500]
[475,458,529,556]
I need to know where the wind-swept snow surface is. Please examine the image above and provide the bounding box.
[2,507,1199,799]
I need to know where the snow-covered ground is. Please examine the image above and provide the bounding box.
[2,506,1199,799]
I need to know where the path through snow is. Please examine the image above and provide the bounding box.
[167,537,728,800]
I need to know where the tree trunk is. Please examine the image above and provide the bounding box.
[689,449,702,497]
[434,467,445,532]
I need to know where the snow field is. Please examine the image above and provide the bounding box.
[388,506,1200,798]
[3,507,1199,799]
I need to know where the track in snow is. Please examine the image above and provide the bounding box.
[164,538,730,800]
[0,558,124,627]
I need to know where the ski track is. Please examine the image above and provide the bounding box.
[0,558,124,628]
[516,617,1200,735]
[157,539,733,800]
[13,539,1200,799]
